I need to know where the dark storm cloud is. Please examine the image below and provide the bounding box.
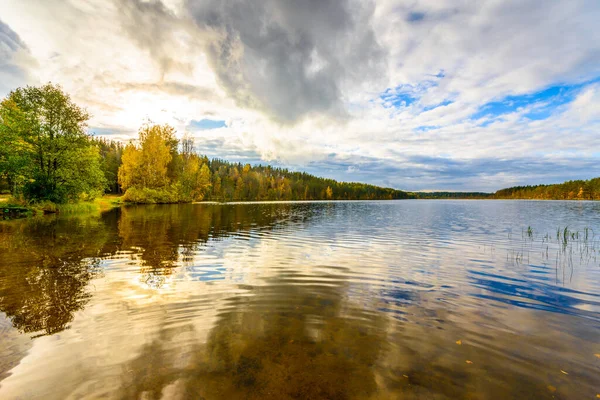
[186,0,385,122]
[116,0,385,121]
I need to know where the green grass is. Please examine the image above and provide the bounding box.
[1,196,34,219]
[1,194,123,219]
[55,195,123,214]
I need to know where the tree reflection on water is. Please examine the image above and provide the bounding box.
[0,216,107,337]
[0,203,319,336]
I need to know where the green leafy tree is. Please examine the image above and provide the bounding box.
[0,84,106,202]
[0,98,32,194]
[92,137,123,193]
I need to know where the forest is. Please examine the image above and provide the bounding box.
[412,178,600,200]
[97,124,412,203]
[493,178,600,200]
[0,84,411,206]
[413,192,491,199]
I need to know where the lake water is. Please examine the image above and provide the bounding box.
[0,200,599,399]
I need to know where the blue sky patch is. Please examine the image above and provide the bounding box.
[89,127,131,136]
[423,100,453,111]
[406,11,425,22]
[471,77,600,122]
[189,119,227,130]
[380,74,446,110]
[414,125,439,132]
[380,88,417,108]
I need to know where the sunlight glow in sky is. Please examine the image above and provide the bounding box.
[1,0,599,191]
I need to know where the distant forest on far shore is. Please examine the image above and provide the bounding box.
[492,178,600,200]
[413,177,600,200]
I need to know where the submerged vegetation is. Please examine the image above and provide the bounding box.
[508,225,600,275]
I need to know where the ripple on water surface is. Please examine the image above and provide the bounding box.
[0,201,599,399]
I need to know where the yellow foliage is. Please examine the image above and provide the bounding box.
[326,186,333,200]
[118,124,174,191]
[118,144,140,191]
[139,124,173,188]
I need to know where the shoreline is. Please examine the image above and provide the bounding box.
[4,195,600,221]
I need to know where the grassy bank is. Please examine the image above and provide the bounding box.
[1,195,123,220]
[1,195,34,219]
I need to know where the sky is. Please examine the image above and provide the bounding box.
[1,0,599,192]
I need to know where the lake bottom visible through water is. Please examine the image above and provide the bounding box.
[0,200,599,399]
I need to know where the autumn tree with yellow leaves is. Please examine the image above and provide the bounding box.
[118,124,211,203]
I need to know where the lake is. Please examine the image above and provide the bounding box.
[0,200,599,399]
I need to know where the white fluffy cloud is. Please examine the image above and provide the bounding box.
[0,0,599,191]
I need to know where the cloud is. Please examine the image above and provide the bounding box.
[1,0,600,191]
[190,137,264,163]
[118,0,199,76]
[470,78,599,123]
[405,11,426,23]
[186,0,386,122]
[0,19,35,94]
[0,19,26,52]
[379,0,600,102]
[88,126,136,141]
[298,153,600,192]
[566,83,600,123]
[118,81,218,101]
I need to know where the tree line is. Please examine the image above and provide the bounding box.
[411,178,600,200]
[0,84,411,204]
[493,178,600,200]
[115,123,412,203]
[412,192,491,199]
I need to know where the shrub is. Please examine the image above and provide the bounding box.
[122,186,179,204]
